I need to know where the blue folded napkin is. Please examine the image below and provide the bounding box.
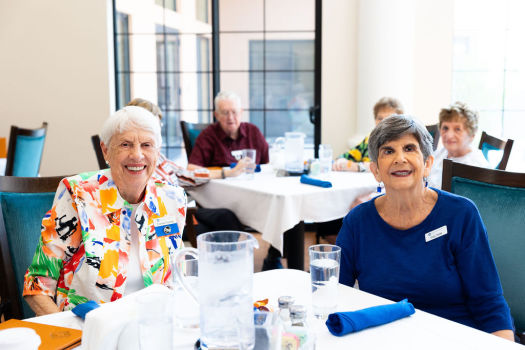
[230,163,261,172]
[72,300,100,320]
[300,174,332,188]
[325,299,415,336]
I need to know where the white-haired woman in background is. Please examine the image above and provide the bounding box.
[23,106,186,316]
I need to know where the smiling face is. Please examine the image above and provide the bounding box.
[440,119,473,158]
[370,133,433,193]
[101,127,159,203]
[215,99,242,139]
[374,107,398,126]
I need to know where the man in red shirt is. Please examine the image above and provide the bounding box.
[189,92,282,270]
[188,91,269,168]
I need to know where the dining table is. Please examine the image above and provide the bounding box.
[24,269,523,349]
[186,166,377,270]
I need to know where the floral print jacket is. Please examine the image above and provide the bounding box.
[23,169,187,310]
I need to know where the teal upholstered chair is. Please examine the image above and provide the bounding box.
[0,175,65,320]
[425,123,440,151]
[442,159,525,343]
[180,121,209,161]
[478,131,514,170]
[5,122,48,177]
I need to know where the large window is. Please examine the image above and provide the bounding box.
[218,0,317,146]
[452,0,525,169]
[114,0,212,162]
[114,0,320,162]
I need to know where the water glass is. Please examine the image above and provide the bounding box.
[319,144,333,174]
[309,244,341,319]
[172,255,199,329]
[136,291,174,350]
[242,149,257,179]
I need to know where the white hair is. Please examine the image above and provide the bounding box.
[100,106,162,148]
[214,91,242,110]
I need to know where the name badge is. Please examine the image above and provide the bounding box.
[425,225,447,242]
[154,216,180,237]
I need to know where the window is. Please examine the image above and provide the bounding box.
[218,0,318,146]
[113,0,319,161]
[114,0,212,163]
[452,0,525,168]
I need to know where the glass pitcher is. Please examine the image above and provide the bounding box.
[172,231,259,350]
[284,132,305,173]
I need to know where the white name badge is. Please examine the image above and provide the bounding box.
[153,216,178,227]
[425,225,448,242]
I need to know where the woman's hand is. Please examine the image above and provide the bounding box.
[491,329,515,342]
[333,158,358,171]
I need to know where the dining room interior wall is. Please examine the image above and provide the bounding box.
[0,0,453,175]
[0,0,114,176]
[322,0,453,157]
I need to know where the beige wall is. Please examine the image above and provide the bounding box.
[323,0,453,157]
[0,0,453,173]
[0,0,113,176]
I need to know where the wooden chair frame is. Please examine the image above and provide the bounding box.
[425,123,440,151]
[0,175,66,320]
[91,134,108,170]
[5,122,48,176]
[478,131,514,170]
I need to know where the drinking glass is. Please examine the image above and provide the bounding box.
[171,254,199,329]
[136,291,174,350]
[319,144,333,174]
[242,149,257,179]
[309,244,341,319]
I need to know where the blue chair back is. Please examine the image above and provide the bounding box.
[0,175,64,320]
[477,131,513,170]
[180,121,209,160]
[442,160,525,333]
[5,122,48,177]
[0,192,55,318]
[12,135,46,176]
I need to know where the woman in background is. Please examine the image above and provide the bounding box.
[429,101,488,188]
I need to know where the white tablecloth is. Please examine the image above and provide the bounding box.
[187,167,377,252]
[26,270,522,349]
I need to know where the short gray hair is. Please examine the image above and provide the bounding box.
[100,106,162,148]
[368,115,433,162]
[214,91,241,110]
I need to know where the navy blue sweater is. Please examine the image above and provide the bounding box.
[336,189,513,333]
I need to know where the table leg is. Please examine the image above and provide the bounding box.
[283,221,305,271]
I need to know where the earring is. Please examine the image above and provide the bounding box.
[377,182,383,193]
[423,176,428,187]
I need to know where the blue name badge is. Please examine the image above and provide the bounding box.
[154,216,180,237]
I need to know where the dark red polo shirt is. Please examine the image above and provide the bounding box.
[189,122,269,167]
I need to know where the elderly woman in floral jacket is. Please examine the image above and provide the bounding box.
[23,106,186,315]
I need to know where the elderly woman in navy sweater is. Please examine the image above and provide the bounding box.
[336,115,514,341]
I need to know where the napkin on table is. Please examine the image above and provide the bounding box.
[72,300,100,320]
[300,174,332,188]
[325,299,415,336]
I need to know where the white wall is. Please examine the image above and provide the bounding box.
[323,0,453,157]
[0,0,113,176]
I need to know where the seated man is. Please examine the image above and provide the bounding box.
[189,91,281,270]
[189,91,269,168]
[127,98,245,235]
